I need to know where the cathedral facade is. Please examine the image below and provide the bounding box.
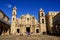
[11,6,46,35]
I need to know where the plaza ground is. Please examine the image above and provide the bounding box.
[0,35,60,40]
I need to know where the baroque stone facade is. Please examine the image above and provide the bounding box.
[11,6,46,35]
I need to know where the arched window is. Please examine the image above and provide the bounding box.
[13,18,14,21]
[36,29,39,33]
[32,17,35,19]
[27,18,29,20]
[42,19,44,23]
[41,13,44,16]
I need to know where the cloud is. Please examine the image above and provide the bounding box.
[8,4,12,8]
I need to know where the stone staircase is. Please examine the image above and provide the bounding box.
[0,35,60,40]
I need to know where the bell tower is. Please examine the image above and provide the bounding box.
[39,8,46,34]
[11,6,17,34]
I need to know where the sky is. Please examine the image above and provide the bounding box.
[0,0,60,21]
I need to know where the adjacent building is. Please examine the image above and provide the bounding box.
[0,10,10,35]
[53,12,60,36]
[46,11,59,34]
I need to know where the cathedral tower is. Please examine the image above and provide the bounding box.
[11,6,17,34]
[38,8,46,34]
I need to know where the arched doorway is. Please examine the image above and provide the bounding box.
[17,29,20,33]
[26,27,30,35]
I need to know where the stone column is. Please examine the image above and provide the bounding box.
[21,25,23,35]
[35,25,36,33]
[33,25,35,33]
[23,25,25,35]
[31,25,33,34]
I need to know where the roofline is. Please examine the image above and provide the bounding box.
[0,9,10,20]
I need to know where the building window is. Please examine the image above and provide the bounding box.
[36,29,39,33]
[32,17,35,19]
[41,13,44,16]
[42,19,44,23]
[17,29,20,33]
[18,26,19,27]
[27,18,29,20]
[13,18,14,20]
